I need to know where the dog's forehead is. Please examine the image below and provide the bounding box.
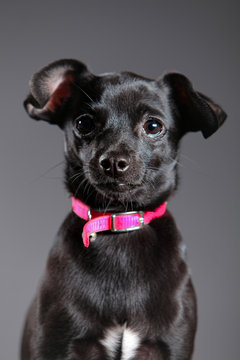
[97,73,165,112]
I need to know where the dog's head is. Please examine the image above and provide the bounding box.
[24,59,226,211]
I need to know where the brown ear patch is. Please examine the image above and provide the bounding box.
[46,74,74,113]
[24,59,91,127]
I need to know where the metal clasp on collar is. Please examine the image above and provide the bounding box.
[110,211,144,232]
[88,209,92,220]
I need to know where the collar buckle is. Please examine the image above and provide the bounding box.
[87,208,92,220]
[110,211,145,233]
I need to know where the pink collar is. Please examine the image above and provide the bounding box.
[72,197,167,247]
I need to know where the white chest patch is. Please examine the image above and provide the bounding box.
[100,325,141,360]
[121,327,141,360]
[100,325,123,358]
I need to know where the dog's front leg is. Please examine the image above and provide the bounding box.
[130,341,166,360]
[132,347,164,360]
[70,338,109,360]
[131,338,194,360]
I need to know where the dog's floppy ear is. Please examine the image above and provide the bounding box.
[162,73,227,138]
[24,59,91,128]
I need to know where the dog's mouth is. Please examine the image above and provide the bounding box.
[97,182,138,192]
[91,179,144,202]
[90,181,144,211]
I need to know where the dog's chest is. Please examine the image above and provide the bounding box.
[100,324,141,360]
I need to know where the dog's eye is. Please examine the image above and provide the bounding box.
[75,114,94,134]
[143,117,165,137]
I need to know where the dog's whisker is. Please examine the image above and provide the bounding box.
[103,198,113,214]
[30,161,64,184]
[82,179,90,196]
[84,187,97,204]
[72,82,95,104]
[70,173,84,184]
[73,176,90,198]
[168,156,183,168]
[69,170,83,179]
[86,182,93,196]
[146,165,159,172]
[73,174,87,187]
[180,153,199,166]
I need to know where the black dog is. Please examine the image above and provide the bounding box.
[21,59,226,360]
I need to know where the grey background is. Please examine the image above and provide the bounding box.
[0,0,239,359]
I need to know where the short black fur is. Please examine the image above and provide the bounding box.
[21,59,226,360]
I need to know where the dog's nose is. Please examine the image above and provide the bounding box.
[99,154,130,177]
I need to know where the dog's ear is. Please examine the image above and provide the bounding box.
[162,73,227,138]
[24,59,92,128]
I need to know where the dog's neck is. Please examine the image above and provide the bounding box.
[72,197,167,248]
